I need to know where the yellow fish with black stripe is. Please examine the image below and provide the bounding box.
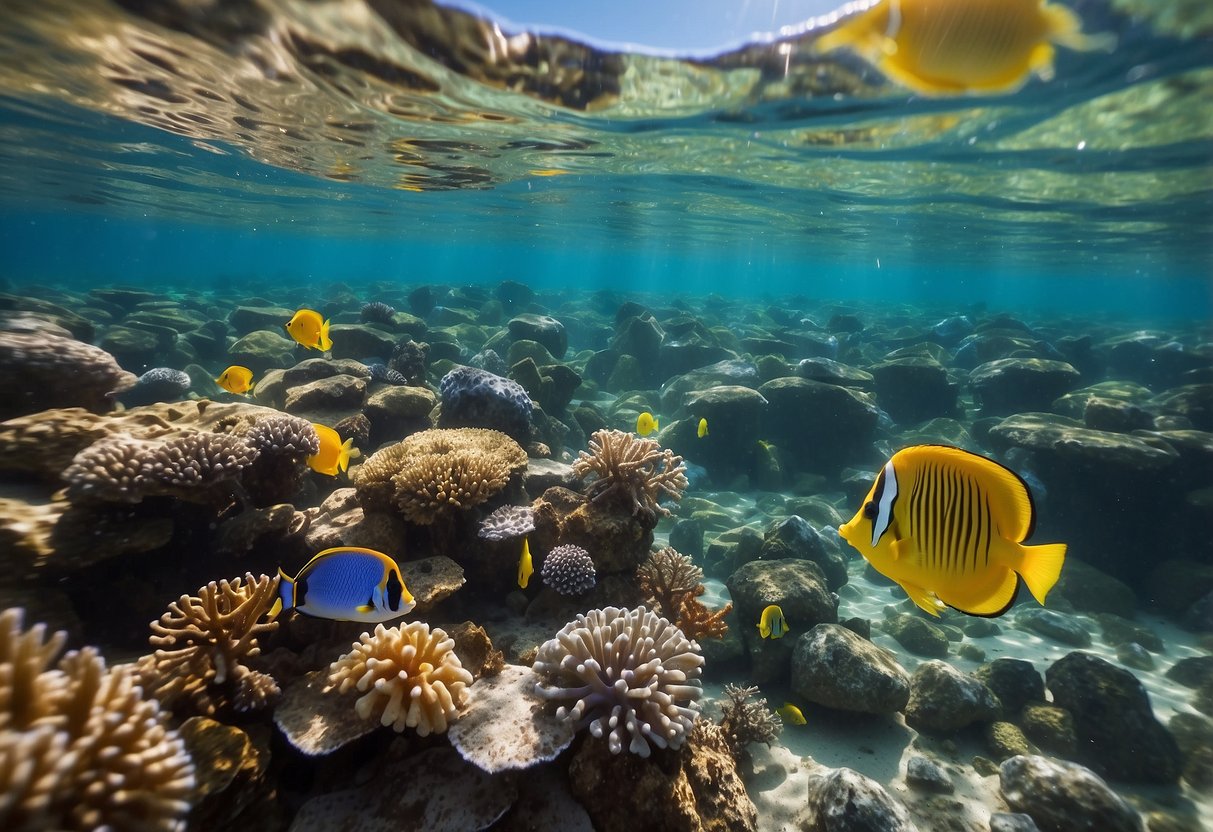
[839,445,1066,618]
[758,604,789,639]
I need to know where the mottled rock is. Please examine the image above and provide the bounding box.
[363,385,436,441]
[794,357,873,389]
[326,323,396,360]
[904,660,1001,734]
[727,559,839,641]
[1019,703,1076,757]
[883,614,950,658]
[869,357,958,424]
[999,755,1144,832]
[508,314,568,359]
[1116,642,1155,671]
[1015,609,1091,647]
[802,766,918,832]
[970,359,1081,417]
[986,721,1034,761]
[758,377,879,475]
[283,373,367,414]
[791,624,910,715]
[1165,656,1213,689]
[988,813,1041,832]
[974,658,1044,716]
[227,305,294,335]
[759,515,848,590]
[228,330,297,373]
[904,755,953,794]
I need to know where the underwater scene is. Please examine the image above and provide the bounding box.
[1,0,1212,830]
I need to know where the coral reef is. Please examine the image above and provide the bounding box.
[135,573,280,715]
[540,543,597,596]
[533,605,703,757]
[388,338,429,385]
[365,362,408,385]
[573,428,688,518]
[114,367,192,407]
[240,412,320,458]
[478,503,536,540]
[326,621,473,735]
[717,683,782,759]
[638,547,731,641]
[438,365,534,441]
[0,329,136,419]
[0,608,195,831]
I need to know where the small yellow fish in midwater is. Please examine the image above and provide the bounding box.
[285,308,332,351]
[758,604,789,639]
[839,444,1067,618]
[517,537,534,589]
[636,411,660,436]
[307,424,357,477]
[697,417,709,438]
[777,703,807,725]
[215,365,254,395]
[813,0,1113,97]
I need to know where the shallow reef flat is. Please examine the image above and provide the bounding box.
[0,279,1210,832]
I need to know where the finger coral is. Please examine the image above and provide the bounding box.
[352,427,527,524]
[572,429,688,517]
[532,605,703,758]
[135,573,280,716]
[326,621,473,736]
[0,608,195,831]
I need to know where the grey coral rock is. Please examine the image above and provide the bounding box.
[0,330,136,419]
[803,766,919,832]
[540,544,596,596]
[999,755,1144,832]
[439,365,533,441]
[532,606,702,757]
[114,367,191,407]
[242,413,320,458]
[904,660,1001,734]
[478,505,535,541]
[791,623,910,715]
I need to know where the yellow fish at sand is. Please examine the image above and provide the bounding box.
[636,411,660,436]
[839,444,1067,618]
[215,365,254,395]
[517,537,534,589]
[777,703,807,725]
[814,0,1114,96]
[697,417,709,438]
[285,308,333,351]
[758,604,788,639]
[306,424,358,477]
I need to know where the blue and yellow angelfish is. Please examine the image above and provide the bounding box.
[271,547,415,623]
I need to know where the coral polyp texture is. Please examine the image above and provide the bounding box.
[717,683,783,759]
[326,621,473,736]
[0,608,195,832]
[135,573,280,715]
[572,429,688,517]
[351,427,527,524]
[540,543,597,596]
[240,412,320,458]
[438,365,534,441]
[532,605,704,757]
[478,504,536,540]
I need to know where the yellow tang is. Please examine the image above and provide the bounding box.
[307,424,358,477]
[758,604,788,639]
[636,411,660,436]
[813,0,1114,96]
[285,308,333,351]
[517,537,534,589]
[839,445,1067,618]
[697,417,709,438]
[215,365,254,395]
[777,703,807,725]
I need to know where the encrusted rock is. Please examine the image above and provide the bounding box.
[790,623,910,715]
[904,660,1001,734]
[999,755,1144,832]
[974,658,1045,717]
[802,766,918,832]
[883,613,950,657]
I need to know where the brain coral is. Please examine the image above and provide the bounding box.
[438,365,533,442]
[352,427,527,524]
[327,621,473,736]
[572,429,688,517]
[532,605,703,757]
[0,608,195,831]
[241,412,320,458]
[0,330,137,420]
[540,543,597,596]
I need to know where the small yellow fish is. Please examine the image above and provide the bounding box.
[814,0,1113,97]
[517,537,534,589]
[839,444,1067,618]
[529,168,570,177]
[637,411,660,436]
[697,417,709,438]
[285,308,332,351]
[307,424,357,477]
[777,703,807,725]
[215,365,254,395]
[758,604,789,639]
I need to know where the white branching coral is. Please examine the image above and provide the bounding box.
[532,605,703,758]
[326,621,473,736]
[135,573,280,715]
[572,429,688,517]
[0,608,195,832]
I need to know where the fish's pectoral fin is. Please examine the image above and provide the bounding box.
[355,603,375,614]
[890,537,912,562]
[900,582,943,617]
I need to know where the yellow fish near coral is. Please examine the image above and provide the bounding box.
[697,418,709,438]
[758,604,789,639]
[517,537,534,589]
[306,424,358,477]
[778,703,807,725]
[215,365,254,395]
[839,445,1067,618]
[814,0,1113,96]
[636,411,660,436]
[285,308,332,351]
[271,546,415,623]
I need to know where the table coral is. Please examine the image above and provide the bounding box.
[532,605,703,758]
[0,608,195,832]
[135,573,280,716]
[573,429,688,518]
[326,621,473,736]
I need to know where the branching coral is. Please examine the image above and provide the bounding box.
[717,683,782,760]
[135,573,280,716]
[572,429,688,517]
[532,605,703,758]
[0,608,195,831]
[638,547,731,641]
[327,621,473,736]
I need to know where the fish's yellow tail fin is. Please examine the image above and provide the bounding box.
[1042,3,1117,53]
[269,567,294,621]
[1016,542,1067,607]
[813,3,892,60]
[319,319,333,352]
[338,437,355,473]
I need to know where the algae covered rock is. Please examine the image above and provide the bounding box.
[969,358,1081,416]
[883,613,950,658]
[904,660,1001,734]
[790,623,910,715]
[758,377,878,475]
[802,766,918,832]
[999,755,1145,832]
[974,658,1044,717]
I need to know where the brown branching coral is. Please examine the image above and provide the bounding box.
[675,592,732,642]
[352,427,527,524]
[572,429,688,517]
[717,683,782,760]
[327,621,473,736]
[135,573,280,716]
[0,608,195,832]
[638,547,731,641]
